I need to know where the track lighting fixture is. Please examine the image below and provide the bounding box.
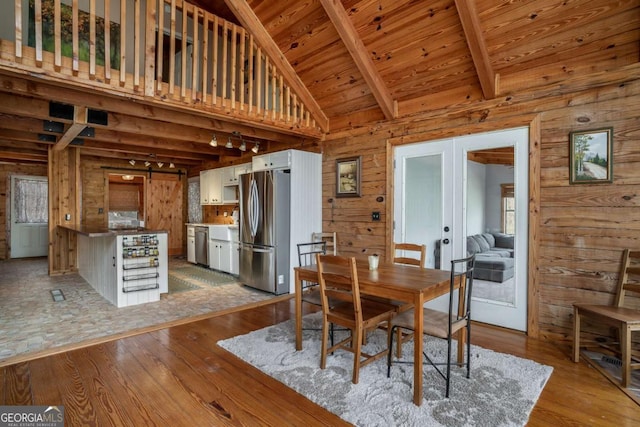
[251,143,260,154]
[239,140,247,152]
[169,163,175,168]
[225,137,233,149]
[129,159,135,165]
[144,161,151,167]
[209,134,217,147]
[157,162,164,168]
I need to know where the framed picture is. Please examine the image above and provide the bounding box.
[569,127,613,184]
[336,156,361,197]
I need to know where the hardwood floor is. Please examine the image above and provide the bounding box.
[1,299,638,426]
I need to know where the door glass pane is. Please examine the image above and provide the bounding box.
[404,155,442,269]
[14,177,48,223]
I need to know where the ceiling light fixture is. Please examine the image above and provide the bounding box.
[169,162,175,168]
[225,137,233,149]
[239,140,247,152]
[209,134,217,147]
[129,159,135,165]
[251,143,260,154]
[157,162,164,168]
[144,161,151,167]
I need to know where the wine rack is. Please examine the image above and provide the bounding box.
[121,234,160,293]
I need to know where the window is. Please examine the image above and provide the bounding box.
[501,184,515,234]
[14,177,48,223]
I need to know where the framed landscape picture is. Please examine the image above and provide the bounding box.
[336,156,361,197]
[569,127,613,184]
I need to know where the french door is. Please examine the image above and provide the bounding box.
[10,175,49,258]
[393,127,529,331]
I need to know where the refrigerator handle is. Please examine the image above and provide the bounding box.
[249,178,259,237]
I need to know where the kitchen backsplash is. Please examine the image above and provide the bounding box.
[202,204,238,224]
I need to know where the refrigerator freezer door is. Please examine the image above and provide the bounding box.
[239,243,277,293]
[240,171,276,247]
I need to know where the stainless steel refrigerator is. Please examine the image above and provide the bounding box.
[239,170,291,294]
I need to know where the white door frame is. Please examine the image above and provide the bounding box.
[10,174,49,258]
[393,127,528,331]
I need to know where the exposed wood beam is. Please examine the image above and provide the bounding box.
[0,150,48,163]
[319,0,397,120]
[0,73,318,143]
[53,105,87,151]
[454,0,498,99]
[223,0,329,132]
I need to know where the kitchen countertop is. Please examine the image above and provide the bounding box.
[59,224,168,237]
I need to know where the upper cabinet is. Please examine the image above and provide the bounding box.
[200,169,222,205]
[202,163,251,205]
[252,151,291,172]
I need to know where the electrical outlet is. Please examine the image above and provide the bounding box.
[372,211,381,221]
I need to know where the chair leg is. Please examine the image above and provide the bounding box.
[352,326,362,384]
[621,324,631,388]
[573,307,581,363]
[466,322,471,379]
[387,325,396,377]
[446,334,452,398]
[320,317,329,370]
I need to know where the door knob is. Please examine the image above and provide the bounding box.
[442,238,450,245]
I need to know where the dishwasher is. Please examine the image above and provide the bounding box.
[195,226,209,265]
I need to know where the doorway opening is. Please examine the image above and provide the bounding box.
[393,127,528,331]
[108,174,146,229]
[10,175,48,258]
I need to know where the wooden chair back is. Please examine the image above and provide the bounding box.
[313,232,337,255]
[614,249,640,307]
[316,254,361,322]
[392,242,426,269]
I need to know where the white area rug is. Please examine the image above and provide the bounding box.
[218,312,553,426]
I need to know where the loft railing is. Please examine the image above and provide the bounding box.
[5,0,317,133]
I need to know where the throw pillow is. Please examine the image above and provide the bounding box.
[466,236,481,256]
[493,233,514,249]
[482,233,496,248]
[473,234,491,252]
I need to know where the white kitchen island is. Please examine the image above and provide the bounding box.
[61,225,168,308]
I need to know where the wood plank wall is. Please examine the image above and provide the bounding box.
[321,76,640,342]
[0,163,48,260]
[80,157,187,256]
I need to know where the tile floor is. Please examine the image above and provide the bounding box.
[0,257,276,364]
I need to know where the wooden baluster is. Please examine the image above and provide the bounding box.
[221,21,228,107]
[239,28,245,111]
[180,2,187,99]
[285,85,290,123]
[133,0,140,89]
[263,56,269,117]
[211,14,218,105]
[35,0,43,67]
[104,0,110,81]
[292,93,298,124]
[144,0,156,96]
[230,24,237,110]
[271,65,276,120]
[155,0,164,94]
[190,5,199,103]
[278,74,283,121]
[255,47,261,115]
[248,35,254,114]
[15,0,22,60]
[201,11,209,104]
[169,0,176,95]
[72,0,79,74]
[119,0,126,85]
[88,0,95,78]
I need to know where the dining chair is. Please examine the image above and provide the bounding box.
[391,242,427,268]
[390,242,427,356]
[573,249,640,387]
[312,231,337,255]
[297,241,338,345]
[316,254,397,384]
[387,254,476,398]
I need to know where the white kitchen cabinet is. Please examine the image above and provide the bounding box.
[252,151,291,171]
[209,239,231,272]
[186,225,196,263]
[222,163,251,204]
[200,169,223,204]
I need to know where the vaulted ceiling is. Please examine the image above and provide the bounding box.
[0,0,637,168]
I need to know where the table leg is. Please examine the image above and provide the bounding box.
[295,269,303,351]
[413,294,424,406]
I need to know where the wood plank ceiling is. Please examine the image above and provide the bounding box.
[0,0,637,168]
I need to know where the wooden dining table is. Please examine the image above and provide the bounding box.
[294,260,457,406]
